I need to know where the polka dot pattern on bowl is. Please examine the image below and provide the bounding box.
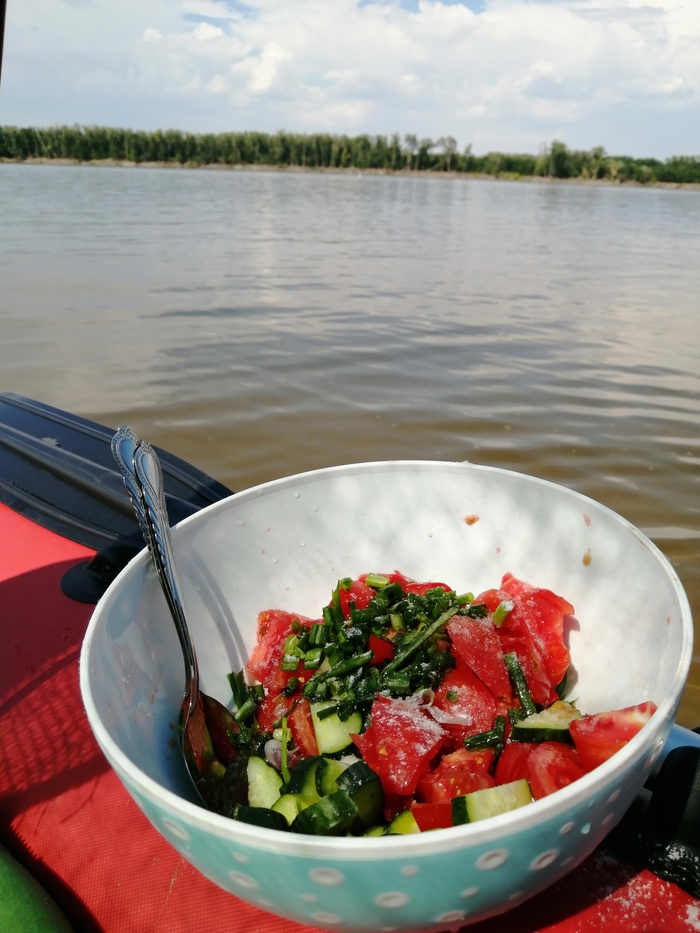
[120,744,646,933]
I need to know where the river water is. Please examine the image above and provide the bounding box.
[1,162,699,725]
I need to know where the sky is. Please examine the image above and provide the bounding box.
[1,0,699,159]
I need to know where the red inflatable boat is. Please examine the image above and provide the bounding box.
[1,393,698,932]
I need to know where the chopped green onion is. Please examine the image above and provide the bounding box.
[383,606,460,673]
[467,603,489,619]
[309,622,325,646]
[233,697,257,724]
[227,670,248,710]
[282,677,300,697]
[463,715,506,755]
[504,652,537,717]
[364,573,391,588]
[280,655,301,672]
[316,703,341,720]
[389,612,405,632]
[280,717,291,784]
[454,592,474,605]
[493,600,514,627]
[508,706,528,725]
[304,647,323,669]
[383,672,411,694]
[283,634,299,655]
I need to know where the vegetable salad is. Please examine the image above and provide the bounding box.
[213,571,656,835]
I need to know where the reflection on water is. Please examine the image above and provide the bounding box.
[1,163,699,724]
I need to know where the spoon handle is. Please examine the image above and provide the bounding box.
[111,427,199,701]
[133,441,199,698]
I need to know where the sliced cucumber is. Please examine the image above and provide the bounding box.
[281,756,326,802]
[336,760,383,828]
[452,779,533,824]
[363,824,386,837]
[310,701,363,755]
[510,701,582,744]
[319,757,347,796]
[271,793,306,825]
[291,791,359,836]
[246,756,283,809]
[386,809,421,835]
[234,805,290,832]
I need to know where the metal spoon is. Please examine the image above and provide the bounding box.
[111,426,240,812]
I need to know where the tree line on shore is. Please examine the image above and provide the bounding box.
[1,125,699,185]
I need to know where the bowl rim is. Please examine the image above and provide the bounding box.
[80,459,694,858]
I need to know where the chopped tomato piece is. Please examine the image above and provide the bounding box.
[288,698,319,758]
[410,803,453,831]
[247,610,295,686]
[477,576,572,704]
[338,580,375,618]
[500,574,573,687]
[351,696,446,796]
[498,631,558,707]
[569,702,657,772]
[417,747,496,804]
[368,633,394,666]
[442,746,496,774]
[247,610,319,694]
[495,742,535,786]
[405,581,451,596]
[447,615,512,701]
[527,742,585,799]
[255,691,294,734]
[431,665,496,745]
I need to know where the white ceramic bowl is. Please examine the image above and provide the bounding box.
[80,461,693,932]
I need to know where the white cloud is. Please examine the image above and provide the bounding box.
[2,0,699,157]
[193,23,225,40]
[231,40,293,94]
[142,28,163,43]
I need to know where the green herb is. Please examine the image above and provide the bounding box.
[492,599,514,627]
[464,715,506,756]
[383,606,460,673]
[227,670,248,709]
[364,573,391,588]
[504,652,537,717]
[280,717,291,784]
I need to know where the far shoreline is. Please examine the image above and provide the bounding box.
[3,156,700,191]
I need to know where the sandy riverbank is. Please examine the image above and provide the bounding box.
[4,156,700,190]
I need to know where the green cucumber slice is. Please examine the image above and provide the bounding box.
[234,805,290,831]
[271,793,305,825]
[291,791,359,836]
[319,757,347,796]
[452,779,533,824]
[386,809,421,835]
[246,756,283,809]
[310,701,363,755]
[510,701,582,744]
[336,760,383,828]
[281,756,326,802]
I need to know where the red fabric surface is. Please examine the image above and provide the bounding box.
[1,500,698,932]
